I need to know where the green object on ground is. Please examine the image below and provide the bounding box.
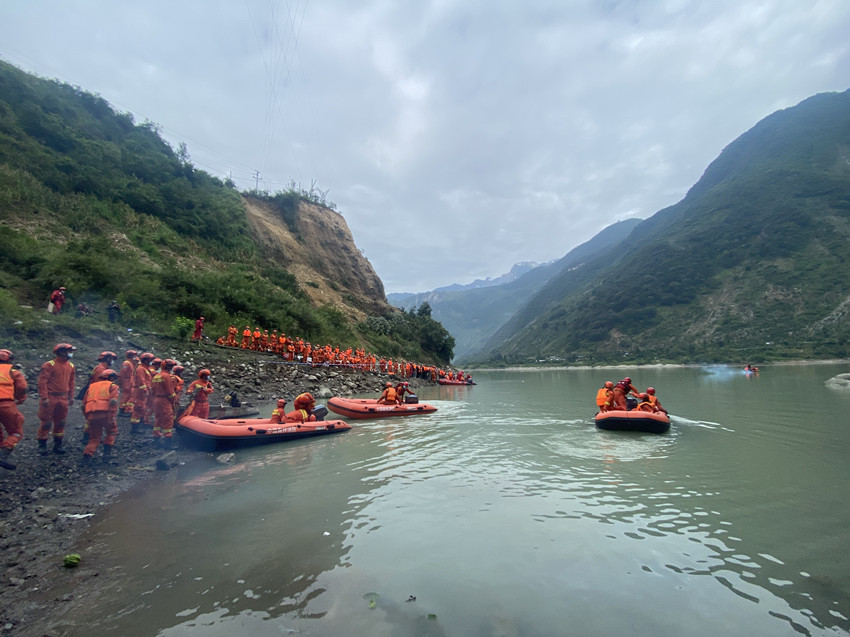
[63,554,81,568]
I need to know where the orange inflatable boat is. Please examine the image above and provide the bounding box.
[177,415,351,450]
[327,396,437,419]
[594,409,670,434]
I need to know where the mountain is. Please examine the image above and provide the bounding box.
[0,60,454,363]
[388,219,642,360]
[474,89,850,365]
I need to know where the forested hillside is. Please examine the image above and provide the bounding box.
[0,60,454,363]
[473,89,850,365]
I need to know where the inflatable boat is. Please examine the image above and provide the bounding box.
[177,415,351,451]
[327,396,437,419]
[206,404,261,420]
[594,409,670,434]
[437,379,476,386]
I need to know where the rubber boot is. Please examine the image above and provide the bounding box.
[130,421,141,435]
[0,447,16,471]
[102,444,113,464]
[81,454,92,467]
[38,438,48,456]
[82,428,89,445]
[52,437,66,455]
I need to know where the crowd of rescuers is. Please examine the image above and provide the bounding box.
[595,377,667,414]
[214,323,471,384]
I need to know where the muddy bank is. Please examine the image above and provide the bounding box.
[0,330,432,636]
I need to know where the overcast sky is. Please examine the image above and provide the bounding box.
[2,1,849,293]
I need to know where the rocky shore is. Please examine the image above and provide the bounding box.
[0,329,433,635]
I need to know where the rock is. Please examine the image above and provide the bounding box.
[32,506,59,525]
[825,373,850,390]
[155,451,180,471]
[216,453,235,465]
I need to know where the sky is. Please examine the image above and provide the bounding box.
[1,1,849,293]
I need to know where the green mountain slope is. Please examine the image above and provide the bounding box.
[0,60,454,363]
[476,89,850,365]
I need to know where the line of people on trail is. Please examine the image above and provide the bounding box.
[214,323,470,384]
[595,377,667,414]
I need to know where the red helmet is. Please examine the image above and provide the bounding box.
[293,392,315,410]
[98,351,117,361]
[624,377,632,383]
[53,343,76,354]
[162,359,176,370]
[139,352,155,363]
[151,358,162,367]
[604,381,613,388]
[199,369,211,379]
[125,349,138,358]
[385,382,393,388]
[199,316,204,320]
[0,349,13,362]
[172,365,184,376]
[647,387,656,395]
[99,369,119,381]
[276,398,288,408]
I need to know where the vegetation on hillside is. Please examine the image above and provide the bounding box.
[475,89,850,366]
[0,60,454,363]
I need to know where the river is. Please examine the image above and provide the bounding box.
[59,363,850,636]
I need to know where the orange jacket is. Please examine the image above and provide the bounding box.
[151,371,176,399]
[187,379,213,403]
[0,364,27,402]
[84,380,119,415]
[132,364,152,392]
[38,358,75,399]
[596,387,612,407]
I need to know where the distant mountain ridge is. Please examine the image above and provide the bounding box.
[388,219,643,360]
[471,88,850,365]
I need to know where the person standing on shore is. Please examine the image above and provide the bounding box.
[187,369,214,419]
[130,352,154,434]
[191,317,205,342]
[37,343,76,455]
[0,349,27,470]
[81,369,119,466]
[151,359,178,448]
[48,286,66,314]
[118,350,137,416]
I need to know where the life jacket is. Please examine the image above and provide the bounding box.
[635,401,656,412]
[84,380,115,414]
[648,396,659,406]
[383,387,398,403]
[596,387,612,407]
[0,364,14,400]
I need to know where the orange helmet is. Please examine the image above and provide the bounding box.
[162,359,176,370]
[0,349,13,362]
[152,358,162,367]
[647,387,656,395]
[125,349,138,358]
[172,365,184,376]
[293,393,314,409]
[98,351,117,361]
[53,343,76,354]
[604,381,613,388]
[385,382,393,388]
[139,352,155,363]
[199,369,211,379]
[276,398,288,408]
[99,369,118,381]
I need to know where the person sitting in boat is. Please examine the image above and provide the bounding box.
[285,393,316,423]
[377,382,399,405]
[645,387,667,414]
[634,393,660,413]
[395,381,411,403]
[269,399,288,424]
[611,377,639,410]
[596,381,614,412]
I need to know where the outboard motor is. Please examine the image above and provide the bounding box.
[313,405,328,421]
[625,396,638,411]
[405,394,419,404]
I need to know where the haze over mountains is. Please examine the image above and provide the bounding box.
[439,89,850,365]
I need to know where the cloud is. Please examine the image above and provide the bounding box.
[1,0,849,293]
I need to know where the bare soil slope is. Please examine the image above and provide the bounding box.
[243,197,392,320]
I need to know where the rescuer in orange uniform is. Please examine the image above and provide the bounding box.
[611,377,639,411]
[646,387,667,414]
[118,350,138,415]
[171,365,185,410]
[191,317,205,342]
[596,381,614,413]
[0,349,27,470]
[49,286,66,314]
[285,393,316,423]
[269,399,288,424]
[377,382,399,405]
[81,369,120,466]
[37,343,77,455]
[395,381,411,404]
[151,359,178,447]
[79,351,117,444]
[241,326,252,349]
[130,352,155,434]
[634,393,659,412]
[187,369,214,418]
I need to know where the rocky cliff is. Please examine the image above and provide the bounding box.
[242,196,392,320]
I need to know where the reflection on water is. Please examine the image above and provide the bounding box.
[53,365,850,636]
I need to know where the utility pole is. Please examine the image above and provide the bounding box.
[252,170,261,192]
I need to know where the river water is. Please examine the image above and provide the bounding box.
[64,364,850,636]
